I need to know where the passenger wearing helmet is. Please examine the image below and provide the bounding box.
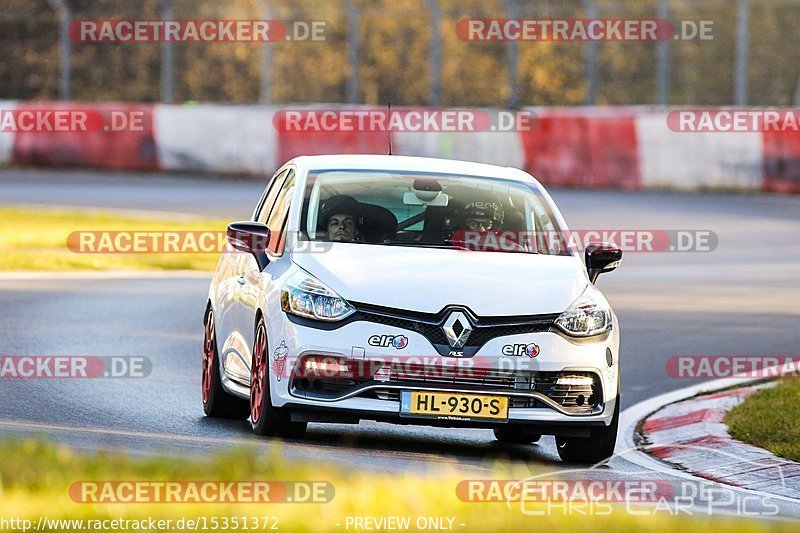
[319,195,362,242]
[462,201,504,231]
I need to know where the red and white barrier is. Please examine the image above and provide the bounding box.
[762,129,800,193]
[273,105,389,162]
[11,102,157,170]
[392,109,526,169]
[2,101,799,194]
[520,108,640,189]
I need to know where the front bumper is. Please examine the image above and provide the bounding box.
[282,397,618,437]
[229,309,620,430]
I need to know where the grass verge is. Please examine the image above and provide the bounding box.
[726,378,800,462]
[0,438,796,532]
[0,206,229,271]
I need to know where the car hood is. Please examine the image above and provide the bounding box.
[290,243,588,316]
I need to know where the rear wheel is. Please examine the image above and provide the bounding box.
[555,396,619,464]
[249,317,307,438]
[202,309,249,419]
[493,427,541,444]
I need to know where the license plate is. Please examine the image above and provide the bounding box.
[400,391,509,421]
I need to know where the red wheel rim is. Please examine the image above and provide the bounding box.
[201,313,215,404]
[250,325,267,423]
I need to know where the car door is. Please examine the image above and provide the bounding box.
[238,168,296,371]
[212,240,242,367]
[215,168,288,382]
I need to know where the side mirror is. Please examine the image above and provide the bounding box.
[227,221,271,270]
[585,242,622,283]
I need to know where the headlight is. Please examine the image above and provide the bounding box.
[554,286,612,337]
[280,270,355,322]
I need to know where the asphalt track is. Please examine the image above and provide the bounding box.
[2,168,800,517]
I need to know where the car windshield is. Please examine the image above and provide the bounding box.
[301,169,570,255]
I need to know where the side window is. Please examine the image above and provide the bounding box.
[255,169,288,223]
[265,170,296,255]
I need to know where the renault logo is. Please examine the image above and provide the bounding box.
[442,311,473,349]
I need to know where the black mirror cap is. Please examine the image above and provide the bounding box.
[226,221,271,270]
[585,241,622,283]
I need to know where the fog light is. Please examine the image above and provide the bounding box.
[299,356,351,377]
[555,376,594,387]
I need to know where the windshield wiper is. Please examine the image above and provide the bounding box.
[379,240,454,249]
[379,239,536,253]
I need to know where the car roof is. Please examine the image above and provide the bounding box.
[289,154,536,183]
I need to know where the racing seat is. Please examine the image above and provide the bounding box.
[420,205,459,243]
[358,204,397,243]
[502,209,527,231]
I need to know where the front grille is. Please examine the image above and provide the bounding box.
[355,311,445,342]
[385,364,526,390]
[292,363,602,413]
[375,390,543,407]
[353,302,558,350]
[381,366,599,411]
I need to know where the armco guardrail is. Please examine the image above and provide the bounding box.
[1,102,798,194]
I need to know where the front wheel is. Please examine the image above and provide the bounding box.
[249,317,307,438]
[555,396,619,464]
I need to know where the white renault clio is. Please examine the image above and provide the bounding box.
[202,155,622,464]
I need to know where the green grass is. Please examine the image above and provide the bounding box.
[726,379,800,462]
[0,438,795,532]
[0,206,229,271]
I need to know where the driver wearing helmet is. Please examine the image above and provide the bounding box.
[462,201,504,231]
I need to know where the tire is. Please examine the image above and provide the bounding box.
[555,396,619,464]
[249,317,307,438]
[493,426,541,444]
[202,308,250,419]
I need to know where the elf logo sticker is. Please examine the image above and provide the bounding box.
[502,342,539,357]
[368,334,408,350]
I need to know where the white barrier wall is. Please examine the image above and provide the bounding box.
[0,101,17,164]
[154,104,278,174]
[635,113,764,190]
[392,110,526,169]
